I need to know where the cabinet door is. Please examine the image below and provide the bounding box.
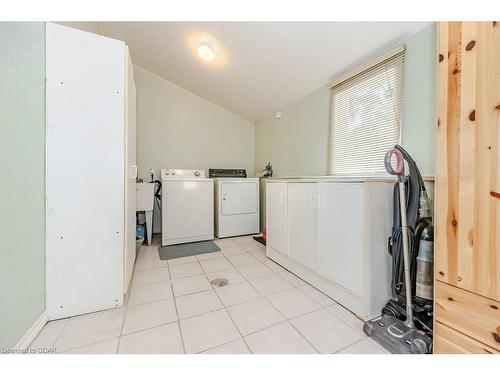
[124,46,137,293]
[435,22,500,301]
[316,183,364,295]
[45,23,125,319]
[266,182,288,255]
[288,183,317,270]
[434,322,499,354]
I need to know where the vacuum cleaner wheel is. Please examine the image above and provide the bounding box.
[411,338,430,354]
[382,301,404,319]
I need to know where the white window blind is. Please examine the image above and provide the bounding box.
[328,48,405,176]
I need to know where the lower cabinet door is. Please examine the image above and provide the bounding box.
[434,322,499,354]
[288,183,317,270]
[316,183,364,295]
[435,281,500,352]
[266,182,288,255]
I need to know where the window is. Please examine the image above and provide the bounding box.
[327,47,405,176]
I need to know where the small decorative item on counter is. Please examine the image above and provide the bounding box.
[257,162,273,178]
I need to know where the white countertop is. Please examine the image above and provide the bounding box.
[213,177,259,181]
[263,175,435,183]
[264,175,396,183]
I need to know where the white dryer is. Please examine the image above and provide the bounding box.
[161,169,214,246]
[210,169,259,238]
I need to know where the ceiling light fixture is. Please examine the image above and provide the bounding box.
[197,41,216,62]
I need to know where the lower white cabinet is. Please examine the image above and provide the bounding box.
[266,182,288,256]
[288,183,317,270]
[266,178,393,320]
[316,182,364,296]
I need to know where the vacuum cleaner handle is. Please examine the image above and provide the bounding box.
[384,148,405,176]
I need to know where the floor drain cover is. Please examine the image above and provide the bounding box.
[210,278,229,288]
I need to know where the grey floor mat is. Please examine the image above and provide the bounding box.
[158,241,221,260]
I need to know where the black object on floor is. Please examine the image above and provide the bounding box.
[253,236,266,246]
[158,241,221,260]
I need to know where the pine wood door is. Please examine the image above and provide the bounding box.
[435,21,500,301]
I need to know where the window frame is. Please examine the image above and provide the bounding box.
[327,45,405,177]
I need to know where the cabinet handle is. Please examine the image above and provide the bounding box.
[317,194,324,209]
[280,191,286,204]
[309,194,316,209]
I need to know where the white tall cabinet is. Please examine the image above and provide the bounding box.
[266,178,394,320]
[124,46,137,293]
[45,23,136,320]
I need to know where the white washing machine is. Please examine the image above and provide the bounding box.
[161,169,214,246]
[210,169,259,238]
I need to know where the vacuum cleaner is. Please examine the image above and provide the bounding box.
[363,145,433,354]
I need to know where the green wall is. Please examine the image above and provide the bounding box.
[401,24,437,176]
[255,24,437,226]
[0,22,46,348]
[135,65,255,181]
[255,86,330,177]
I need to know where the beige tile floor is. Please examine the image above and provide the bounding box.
[29,235,389,354]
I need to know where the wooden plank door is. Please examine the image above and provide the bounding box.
[435,21,500,301]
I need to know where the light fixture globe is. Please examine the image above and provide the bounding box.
[197,41,216,62]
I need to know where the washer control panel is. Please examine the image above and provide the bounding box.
[161,169,206,180]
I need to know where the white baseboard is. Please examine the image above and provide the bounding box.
[14,310,48,350]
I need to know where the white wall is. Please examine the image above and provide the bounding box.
[56,22,102,35]
[135,65,255,180]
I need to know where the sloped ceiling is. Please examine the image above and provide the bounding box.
[61,21,430,122]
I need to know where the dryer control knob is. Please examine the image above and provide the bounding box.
[194,171,200,177]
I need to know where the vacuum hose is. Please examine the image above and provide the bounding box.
[398,178,416,328]
[385,148,415,329]
[387,145,431,298]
